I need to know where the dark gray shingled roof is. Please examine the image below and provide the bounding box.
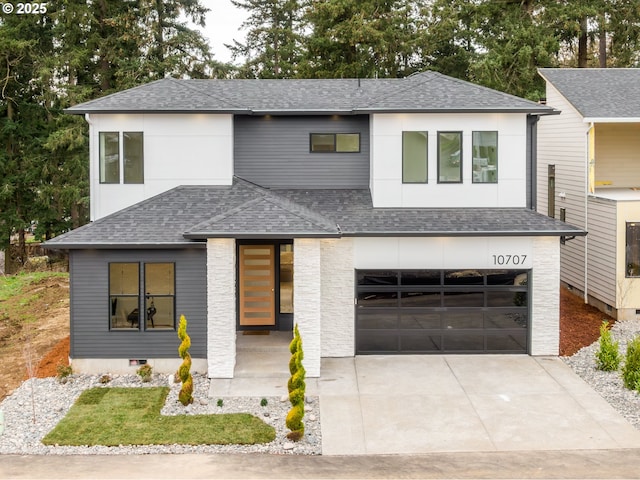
[44,178,585,249]
[65,71,555,115]
[539,68,640,118]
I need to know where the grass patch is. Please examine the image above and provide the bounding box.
[42,387,276,446]
[0,272,67,301]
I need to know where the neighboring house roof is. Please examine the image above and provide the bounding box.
[538,68,640,119]
[44,178,585,250]
[65,71,554,115]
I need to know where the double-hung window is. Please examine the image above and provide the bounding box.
[437,132,462,183]
[109,262,175,330]
[99,132,144,184]
[310,133,360,152]
[402,131,428,183]
[472,131,498,183]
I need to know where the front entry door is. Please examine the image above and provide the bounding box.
[239,245,276,327]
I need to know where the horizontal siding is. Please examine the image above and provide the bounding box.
[586,198,617,305]
[234,115,370,188]
[538,83,588,290]
[595,123,640,187]
[70,249,207,359]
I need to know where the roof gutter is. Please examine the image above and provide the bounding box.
[583,117,640,123]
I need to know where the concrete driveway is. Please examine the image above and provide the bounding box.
[314,355,640,455]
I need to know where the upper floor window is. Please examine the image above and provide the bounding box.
[402,131,428,183]
[438,132,462,183]
[99,131,144,184]
[472,131,498,183]
[310,133,360,153]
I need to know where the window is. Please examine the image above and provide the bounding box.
[310,133,360,153]
[99,131,144,184]
[109,262,175,330]
[472,131,497,183]
[402,131,428,183]
[626,223,640,277]
[438,132,462,183]
[99,132,119,184]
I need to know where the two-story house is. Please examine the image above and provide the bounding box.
[537,68,640,321]
[44,72,583,378]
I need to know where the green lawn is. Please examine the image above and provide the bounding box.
[42,387,276,446]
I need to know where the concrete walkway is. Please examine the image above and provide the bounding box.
[210,337,640,456]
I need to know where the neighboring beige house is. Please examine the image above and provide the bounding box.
[537,68,640,320]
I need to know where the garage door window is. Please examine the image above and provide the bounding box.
[356,269,529,354]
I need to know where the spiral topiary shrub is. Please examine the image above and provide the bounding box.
[286,324,306,441]
[595,321,621,371]
[177,314,193,406]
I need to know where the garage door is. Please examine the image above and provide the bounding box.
[356,269,529,354]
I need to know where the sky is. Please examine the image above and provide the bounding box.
[197,0,249,64]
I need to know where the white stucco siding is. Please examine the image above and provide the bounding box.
[320,238,355,357]
[206,238,236,378]
[88,114,234,220]
[293,238,322,377]
[370,113,529,208]
[530,237,560,355]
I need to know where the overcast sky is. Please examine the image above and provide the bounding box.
[197,0,249,64]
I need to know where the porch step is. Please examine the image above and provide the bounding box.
[234,331,292,378]
[236,331,292,353]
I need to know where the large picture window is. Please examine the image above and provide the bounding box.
[472,131,498,183]
[109,262,175,330]
[626,223,640,277]
[438,132,462,183]
[99,131,144,184]
[310,133,360,153]
[402,131,428,183]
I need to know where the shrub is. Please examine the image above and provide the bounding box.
[137,364,153,383]
[176,314,193,406]
[99,374,112,384]
[595,321,621,371]
[621,336,640,391]
[56,364,72,384]
[217,398,223,407]
[260,398,268,407]
[286,324,305,441]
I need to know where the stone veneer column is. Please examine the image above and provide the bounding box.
[530,236,560,355]
[293,238,321,377]
[321,238,355,357]
[207,238,236,378]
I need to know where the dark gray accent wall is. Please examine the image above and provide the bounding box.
[69,249,207,359]
[526,114,539,210]
[234,115,370,188]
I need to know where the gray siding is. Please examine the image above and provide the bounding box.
[70,249,207,359]
[234,115,370,188]
[587,197,617,306]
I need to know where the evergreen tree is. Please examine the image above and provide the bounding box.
[229,0,304,78]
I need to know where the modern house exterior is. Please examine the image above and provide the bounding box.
[45,72,584,378]
[537,68,640,320]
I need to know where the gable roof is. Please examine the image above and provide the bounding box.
[44,177,585,250]
[66,71,554,115]
[538,68,640,119]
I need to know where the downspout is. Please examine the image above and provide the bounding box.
[584,122,594,304]
[85,114,94,222]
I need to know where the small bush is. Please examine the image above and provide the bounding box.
[99,374,112,384]
[137,364,153,383]
[217,398,224,407]
[56,364,72,384]
[595,321,621,371]
[260,398,268,407]
[622,336,640,391]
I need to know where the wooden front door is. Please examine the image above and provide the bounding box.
[239,245,276,327]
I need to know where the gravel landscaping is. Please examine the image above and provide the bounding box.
[2,318,640,456]
[0,373,321,455]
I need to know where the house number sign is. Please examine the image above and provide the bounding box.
[491,254,527,266]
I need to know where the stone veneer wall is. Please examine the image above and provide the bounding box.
[321,238,355,357]
[207,238,236,378]
[293,238,321,377]
[530,236,560,355]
